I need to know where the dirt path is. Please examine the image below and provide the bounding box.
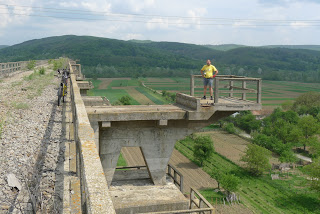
[98,79,113,89]
[125,88,155,105]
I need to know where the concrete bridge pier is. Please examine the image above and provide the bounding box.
[100,121,194,185]
[86,95,237,187]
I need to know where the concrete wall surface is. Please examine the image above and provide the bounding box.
[0,60,49,78]
[69,62,116,214]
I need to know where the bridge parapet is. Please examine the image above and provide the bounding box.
[69,62,116,214]
[0,60,50,78]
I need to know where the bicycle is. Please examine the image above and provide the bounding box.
[57,69,69,106]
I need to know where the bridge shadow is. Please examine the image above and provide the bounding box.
[53,98,68,213]
[20,99,60,212]
[23,97,67,213]
[175,162,199,169]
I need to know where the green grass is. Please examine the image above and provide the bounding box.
[107,79,140,88]
[117,153,127,167]
[174,136,320,214]
[135,87,171,105]
[87,88,140,105]
[90,79,102,88]
[12,102,29,109]
[199,189,226,205]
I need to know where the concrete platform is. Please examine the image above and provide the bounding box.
[109,176,189,214]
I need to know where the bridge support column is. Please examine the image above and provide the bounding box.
[99,121,193,186]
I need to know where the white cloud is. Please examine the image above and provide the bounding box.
[80,1,111,12]
[59,1,79,8]
[125,0,155,12]
[0,0,34,28]
[146,18,169,29]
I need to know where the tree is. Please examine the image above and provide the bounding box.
[241,144,271,176]
[211,171,223,189]
[281,100,293,111]
[118,95,132,105]
[220,173,240,194]
[308,136,320,159]
[193,136,214,166]
[279,149,297,164]
[235,111,261,133]
[293,92,320,116]
[298,115,320,151]
[303,158,320,194]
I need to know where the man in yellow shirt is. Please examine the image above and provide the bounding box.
[200,59,218,100]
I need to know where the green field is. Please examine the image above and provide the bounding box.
[87,78,171,105]
[175,137,320,214]
[144,78,320,109]
[86,77,320,109]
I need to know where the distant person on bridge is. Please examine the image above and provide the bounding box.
[200,59,218,100]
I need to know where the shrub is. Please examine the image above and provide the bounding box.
[119,95,132,105]
[241,144,271,176]
[27,60,36,70]
[39,67,45,75]
[224,123,236,134]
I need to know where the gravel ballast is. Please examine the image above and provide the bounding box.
[0,66,65,213]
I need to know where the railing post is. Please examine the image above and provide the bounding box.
[257,79,262,104]
[180,175,184,193]
[174,171,177,184]
[168,165,172,176]
[190,188,194,209]
[242,81,246,100]
[214,78,219,103]
[190,75,195,96]
[229,80,233,97]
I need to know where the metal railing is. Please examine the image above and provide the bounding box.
[115,165,214,214]
[167,164,184,193]
[115,164,184,194]
[189,187,214,214]
[190,74,262,104]
[147,187,214,214]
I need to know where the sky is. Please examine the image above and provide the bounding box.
[0,0,320,46]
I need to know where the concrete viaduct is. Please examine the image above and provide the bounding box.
[66,60,262,213]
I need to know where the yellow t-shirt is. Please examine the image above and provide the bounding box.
[201,65,217,78]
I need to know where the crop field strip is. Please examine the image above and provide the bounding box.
[87,78,172,105]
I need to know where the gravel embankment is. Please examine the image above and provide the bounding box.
[0,66,65,213]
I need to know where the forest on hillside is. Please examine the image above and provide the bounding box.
[0,35,320,82]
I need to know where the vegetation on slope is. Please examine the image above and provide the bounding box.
[0,35,320,82]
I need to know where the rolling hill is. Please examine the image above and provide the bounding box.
[0,35,319,82]
[0,45,8,49]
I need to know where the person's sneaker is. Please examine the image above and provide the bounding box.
[211,96,213,100]
[202,96,206,100]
